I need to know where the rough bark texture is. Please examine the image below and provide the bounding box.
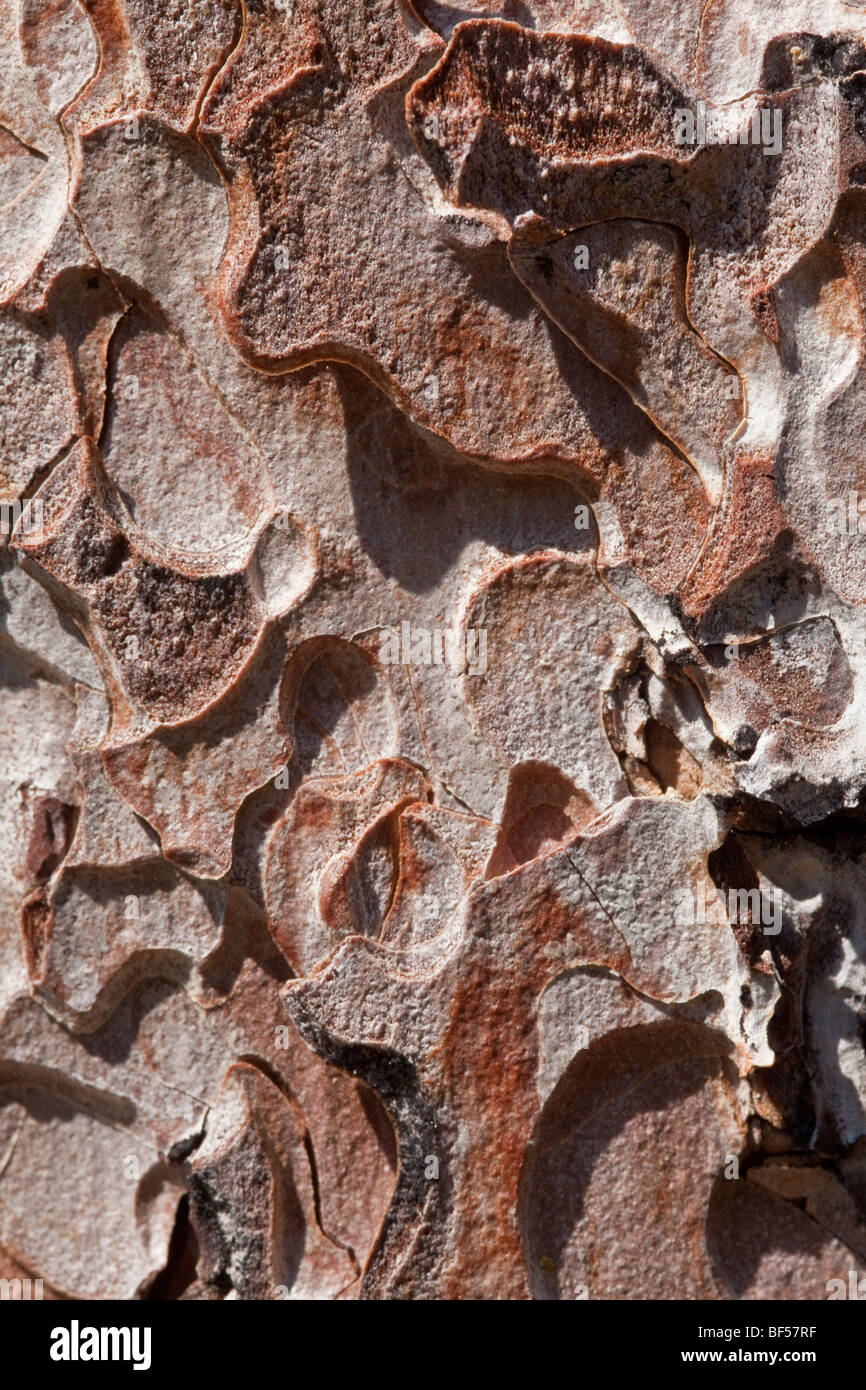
[2,0,866,1301]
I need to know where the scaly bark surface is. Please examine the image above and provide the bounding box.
[2,0,866,1300]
